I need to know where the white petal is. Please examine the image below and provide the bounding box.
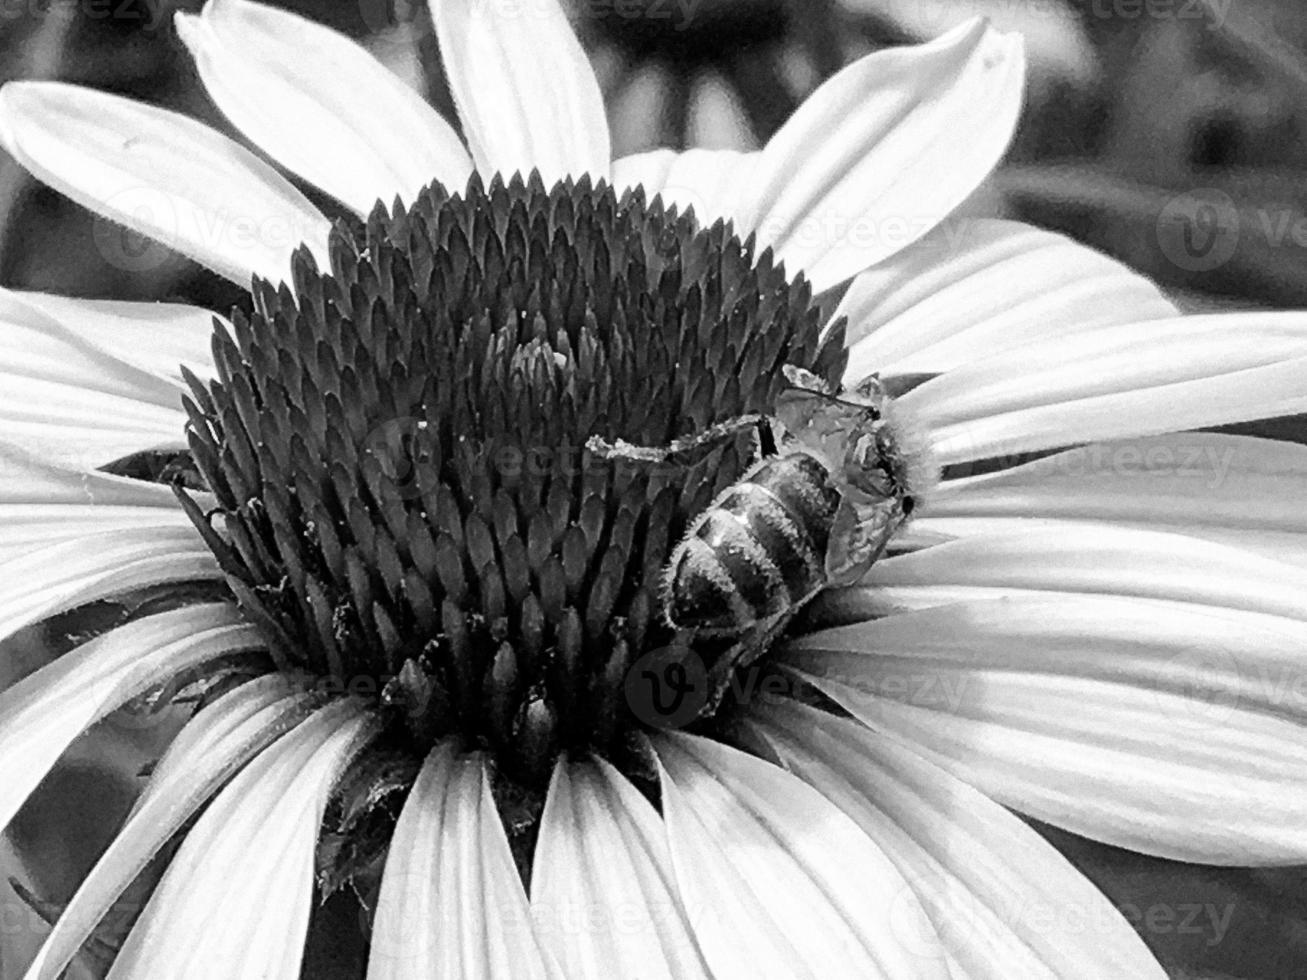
[109,700,379,979]
[530,756,710,979]
[899,313,1307,466]
[0,604,259,836]
[783,595,1307,864]
[0,81,330,286]
[852,0,1099,87]
[651,731,950,979]
[0,441,198,562]
[432,0,610,184]
[842,525,1307,620]
[367,744,559,980]
[688,72,757,151]
[742,701,1164,979]
[9,290,219,387]
[611,148,759,227]
[0,291,192,469]
[25,676,312,980]
[837,219,1178,378]
[911,432,1307,567]
[175,0,472,215]
[739,20,1025,292]
[0,527,220,645]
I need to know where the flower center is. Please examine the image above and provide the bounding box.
[180,171,845,784]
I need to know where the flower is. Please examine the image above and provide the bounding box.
[0,1,1305,977]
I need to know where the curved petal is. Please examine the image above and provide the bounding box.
[739,20,1025,292]
[899,314,1307,466]
[0,527,220,644]
[783,595,1307,864]
[24,676,312,980]
[175,0,472,216]
[911,433,1307,567]
[9,290,220,387]
[611,148,759,228]
[0,604,260,836]
[838,219,1178,379]
[367,744,559,980]
[838,525,1307,620]
[741,700,1165,979]
[850,0,1099,87]
[0,80,330,286]
[432,0,609,184]
[0,291,191,469]
[530,756,710,980]
[0,290,189,406]
[108,700,379,980]
[0,441,198,562]
[650,731,950,979]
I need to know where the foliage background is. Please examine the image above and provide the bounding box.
[0,1,1305,977]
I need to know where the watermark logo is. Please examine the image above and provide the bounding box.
[1156,188,1241,272]
[1157,645,1241,729]
[624,646,709,729]
[92,187,177,274]
[361,871,440,967]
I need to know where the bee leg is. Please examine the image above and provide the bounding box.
[699,610,797,717]
[754,415,777,458]
[586,414,766,464]
[584,435,678,464]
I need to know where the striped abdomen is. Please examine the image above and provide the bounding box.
[664,453,842,635]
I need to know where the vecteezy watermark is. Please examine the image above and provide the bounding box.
[1157,187,1307,274]
[1120,901,1237,947]
[944,437,1240,490]
[91,185,323,276]
[360,870,442,966]
[92,189,178,275]
[624,646,711,729]
[1156,645,1242,730]
[888,868,1239,959]
[0,0,171,30]
[579,0,705,30]
[359,420,760,502]
[1030,440,1238,490]
[625,646,971,730]
[1156,188,1241,273]
[1082,0,1229,26]
[1157,643,1307,729]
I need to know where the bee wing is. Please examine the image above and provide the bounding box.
[776,365,883,460]
[824,491,904,587]
[775,387,869,443]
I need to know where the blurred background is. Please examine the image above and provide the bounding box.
[1,1,1306,977]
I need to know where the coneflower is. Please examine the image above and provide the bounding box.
[0,1,1305,977]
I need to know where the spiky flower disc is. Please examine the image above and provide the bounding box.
[180,170,846,784]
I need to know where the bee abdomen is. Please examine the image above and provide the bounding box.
[751,453,842,561]
[664,532,763,634]
[665,455,838,633]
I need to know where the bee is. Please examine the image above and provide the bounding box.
[590,365,929,693]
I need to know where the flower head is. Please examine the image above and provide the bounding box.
[0,1,1306,978]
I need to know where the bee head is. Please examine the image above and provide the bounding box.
[877,398,940,514]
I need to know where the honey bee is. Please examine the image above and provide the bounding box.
[590,365,929,700]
